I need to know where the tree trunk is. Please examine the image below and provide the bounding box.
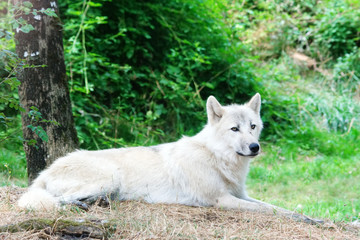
[14,0,78,184]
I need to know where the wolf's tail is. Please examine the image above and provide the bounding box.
[17,177,59,210]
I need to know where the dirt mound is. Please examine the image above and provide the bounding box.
[0,187,359,239]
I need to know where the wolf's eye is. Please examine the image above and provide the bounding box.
[251,124,256,130]
[231,127,239,132]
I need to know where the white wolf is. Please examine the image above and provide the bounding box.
[18,94,318,223]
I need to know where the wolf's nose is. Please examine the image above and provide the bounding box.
[249,143,260,153]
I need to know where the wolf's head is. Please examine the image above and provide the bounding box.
[206,94,263,158]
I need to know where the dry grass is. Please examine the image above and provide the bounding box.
[0,186,359,239]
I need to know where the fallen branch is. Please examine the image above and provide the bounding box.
[0,218,116,239]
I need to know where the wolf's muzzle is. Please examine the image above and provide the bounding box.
[249,143,260,154]
[236,143,260,157]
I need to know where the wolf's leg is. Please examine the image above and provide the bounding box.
[244,196,323,225]
[80,195,110,208]
[64,195,110,210]
[60,192,113,209]
[216,194,322,225]
[215,194,270,212]
[65,200,90,210]
[244,196,284,209]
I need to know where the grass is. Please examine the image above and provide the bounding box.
[0,51,359,226]
[248,144,360,222]
[0,1,359,238]
[0,186,359,239]
[1,71,359,223]
[246,50,360,223]
[0,148,27,187]
[1,133,359,223]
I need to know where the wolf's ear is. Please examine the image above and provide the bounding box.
[207,96,224,125]
[247,93,261,114]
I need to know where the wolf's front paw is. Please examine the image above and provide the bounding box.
[293,214,323,225]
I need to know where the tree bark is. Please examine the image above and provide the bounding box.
[14,0,78,184]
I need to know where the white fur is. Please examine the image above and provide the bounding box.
[17,94,318,224]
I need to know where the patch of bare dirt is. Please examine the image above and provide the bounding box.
[0,186,359,239]
[287,49,332,77]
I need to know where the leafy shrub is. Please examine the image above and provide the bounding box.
[238,0,359,62]
[333,48,360,94]
[305,93,359,133]
[313,1,360,58]
[0,3,20,139]
[59,0,257,148]
[255,50,360,150]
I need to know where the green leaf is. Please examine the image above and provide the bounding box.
[30,106,39,111]
[36,126,48,142]
[12,22,19,30]
[67,10,82,16]
[18,18,27,25]
[41,119,60,126]
[88,2,103,7]
[202,82,215,89]
[4,77,21,90]
[27,125,49,142]
[24,7,31,15]
[27,139,37,147]
[42,8,58,17]
[20,24,35,33]
[166,66,181,75]
[5,31,13,40]
[27,124,35,131]
[126,48,134,59]
[22,1,33,8]
[19,106,26,112]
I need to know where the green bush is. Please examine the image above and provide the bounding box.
[59,0,257,149]
[313,1,360,58]
[333,48,360,94]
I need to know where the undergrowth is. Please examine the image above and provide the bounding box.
[0,0,359,222]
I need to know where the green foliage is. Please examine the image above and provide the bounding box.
[333,48,360,93]
[0,148,27,187]
[20,106,61,148]
[59,0,257,148]
[0,1,60,144]
[239,0,360,61]
[0,0,359,222]
[312,1,360,58]
[7,1,57,33]
[0,18,23,145]
[248,131,360,221]
[239,0,360,220]
[0,1,63,176]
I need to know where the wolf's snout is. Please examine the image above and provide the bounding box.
[249,143,260,154]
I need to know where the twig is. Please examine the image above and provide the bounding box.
[342,118,355,136]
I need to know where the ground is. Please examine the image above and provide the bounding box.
[0,187,359,239]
